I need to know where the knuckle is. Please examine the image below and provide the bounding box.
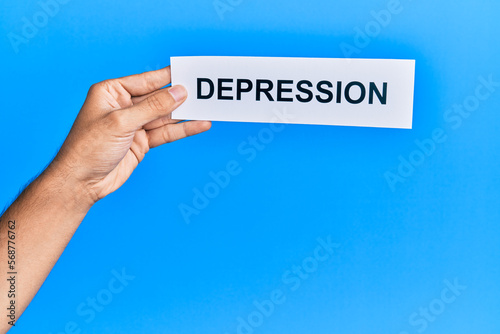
[88,81,109,95]
[161,126,171,144]
[107,111,127,129]
[147,91,172,112]
[134,134,150,156]
[142,142,150,155]
[88,83,100,95]
[144,74,158,93]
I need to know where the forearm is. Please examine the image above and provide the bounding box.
[0,162,94,332]
[0,66,205,333]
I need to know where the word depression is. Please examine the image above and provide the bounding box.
[196,78,388,105]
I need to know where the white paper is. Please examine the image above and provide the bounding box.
[171,56,415,129]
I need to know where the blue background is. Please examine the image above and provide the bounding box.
[1,0,499,333]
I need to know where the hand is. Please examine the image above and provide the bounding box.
[49,66,211,207]
[0,66,211,330]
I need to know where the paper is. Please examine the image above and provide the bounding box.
[171,56,415,129]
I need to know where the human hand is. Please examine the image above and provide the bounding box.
[49,66,211,208]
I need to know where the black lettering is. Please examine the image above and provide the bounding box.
[296,80,313,103]
[218,78,233,100]
[236,79,253,100]
[256,79,274,101]
[345,81,366,104]
[277,80,294,102]
[369,82,387,104]
[316,81,334,103]
[336,81,342,103]
[197,78,214,99]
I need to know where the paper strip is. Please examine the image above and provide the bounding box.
[171,56,415,129]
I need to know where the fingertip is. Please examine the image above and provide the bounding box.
[200,120,212,131]
[169,85,187,102]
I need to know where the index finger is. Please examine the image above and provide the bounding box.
[116,66,171,96]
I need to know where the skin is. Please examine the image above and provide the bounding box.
[0,66,211,333]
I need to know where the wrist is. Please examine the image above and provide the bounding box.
[40,160,96,214]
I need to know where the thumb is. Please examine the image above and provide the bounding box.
[123,85,187,129]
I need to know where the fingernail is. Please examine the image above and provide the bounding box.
[169,85,187,102]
